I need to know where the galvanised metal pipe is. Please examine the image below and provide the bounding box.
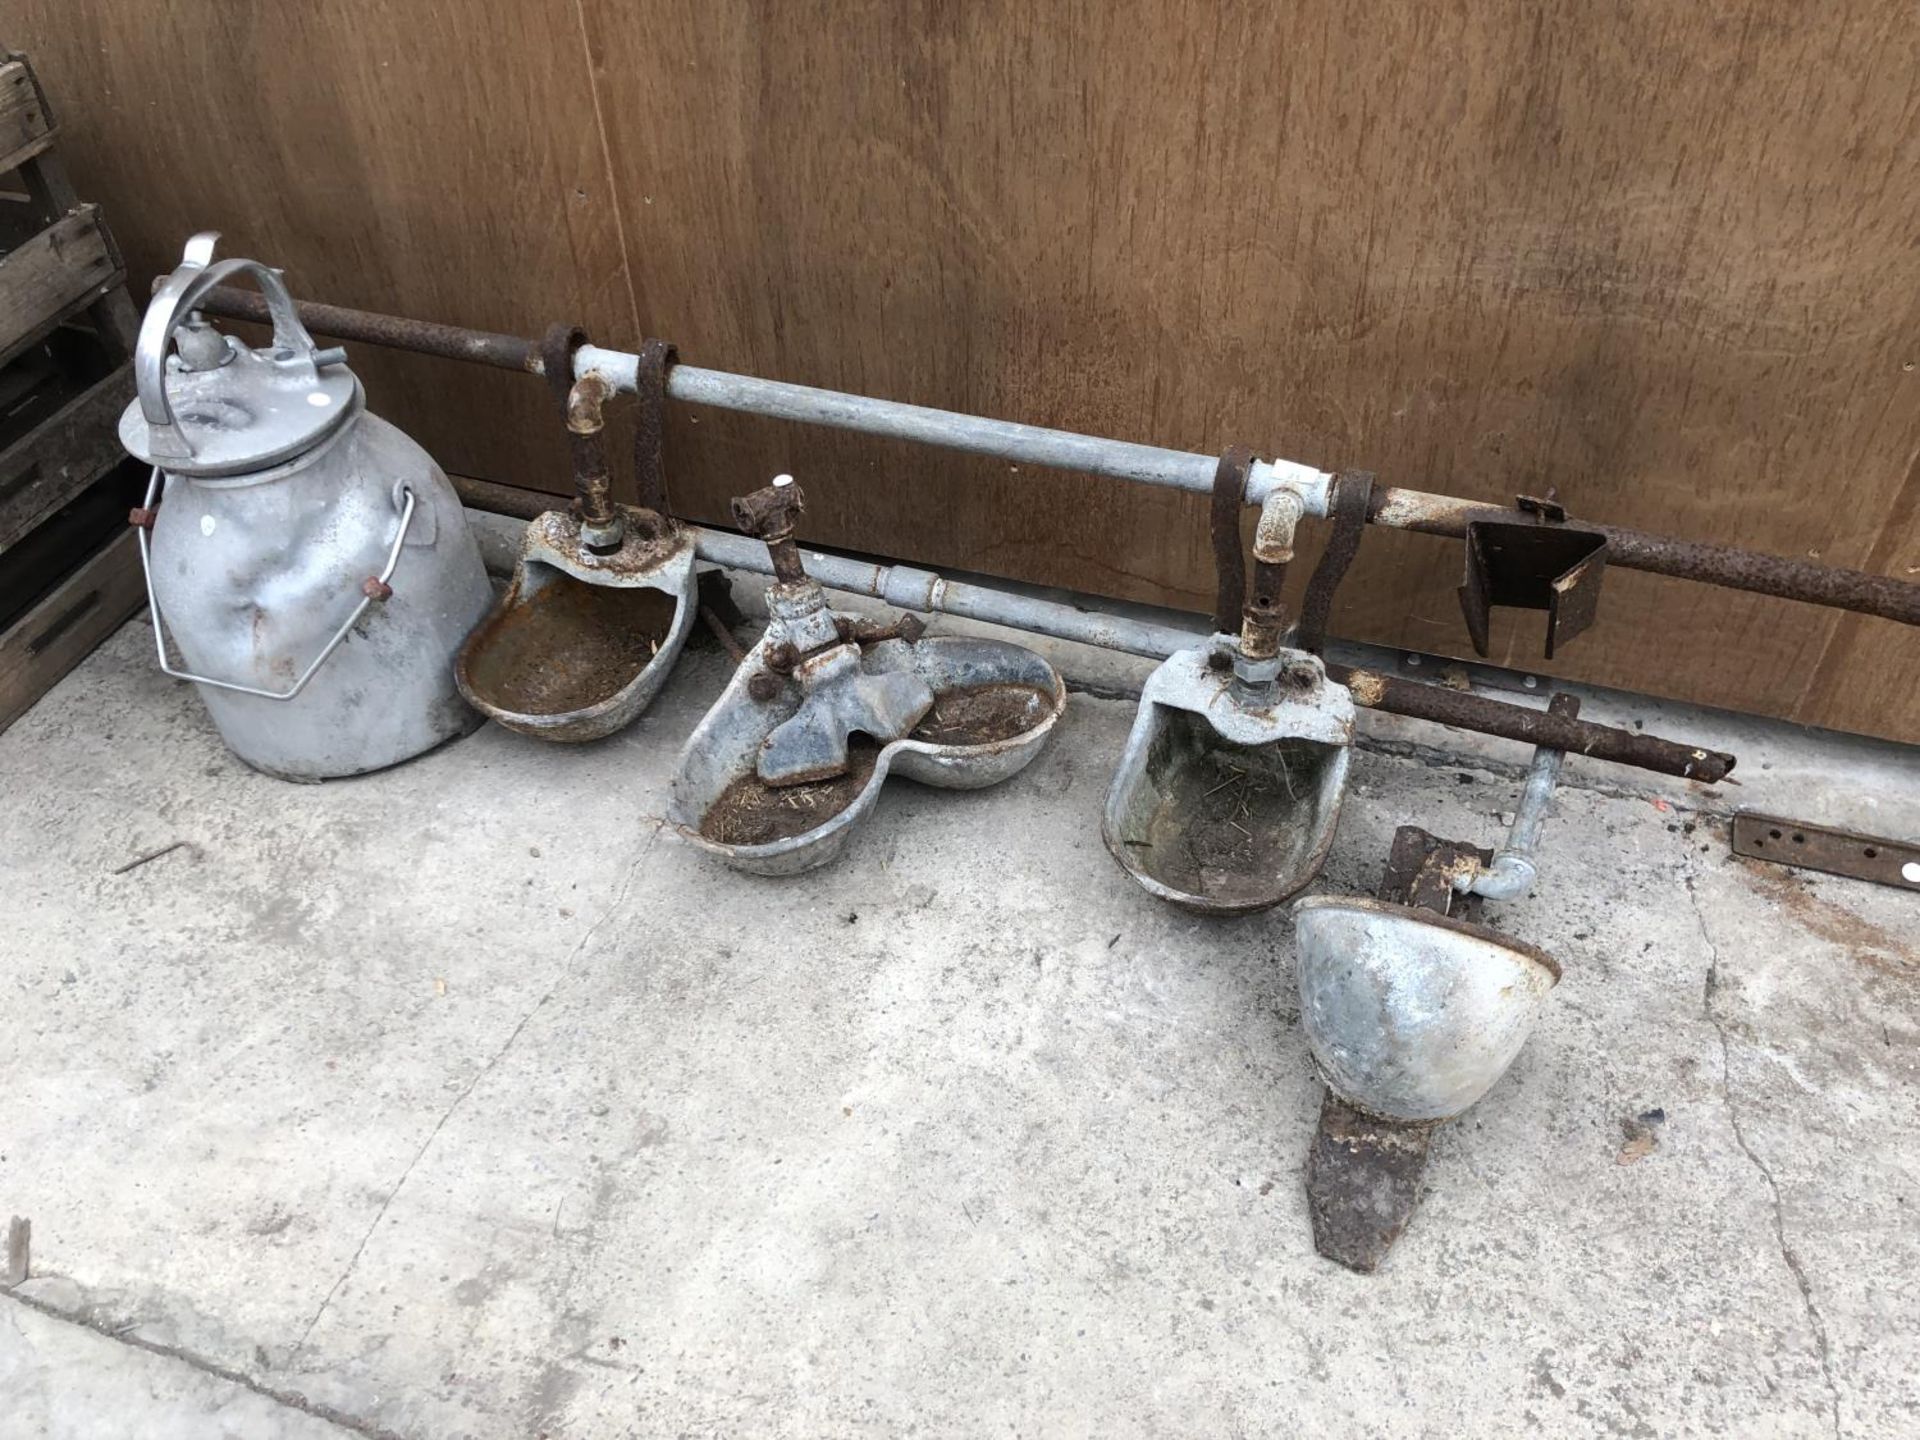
[1465,693,1581,901]
[581,346,1333,513]
[198,286,1330,512]
[200,286,1920,626]
[689,527,1206,661]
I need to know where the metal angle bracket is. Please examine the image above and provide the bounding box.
[1731,811,1920,891]
[1458,496,1609,660]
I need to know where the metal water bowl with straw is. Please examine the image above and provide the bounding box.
[1293,694,1579,1273]
[456,332,695,742]
[1103,448,1356,914]
[668,474,1066,875]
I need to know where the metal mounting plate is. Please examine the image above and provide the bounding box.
[1731,811,1920,891]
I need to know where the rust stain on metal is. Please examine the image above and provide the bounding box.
[701,605,748,665]
[834,613,927,646]
[1374,485,1920,627]
[1458,517,1608,659]
[1304,1092,1435,1274]
[186,287,1920,629]
[631,337,676,514]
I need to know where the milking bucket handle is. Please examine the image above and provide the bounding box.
[131,470,418,701]
[135,232,341,462]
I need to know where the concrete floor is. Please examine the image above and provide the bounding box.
[3,590,1918,1438]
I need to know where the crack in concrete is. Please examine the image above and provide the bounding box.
[2,1288,403,1440]
[1684,861,1843,1440]
[290,820,667,1362]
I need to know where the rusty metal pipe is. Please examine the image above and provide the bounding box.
[1326,666,1732,782]
[1369,487,1920,626]
[198,287,1920,628]
[196,286,537,372]
[564,373,619,545]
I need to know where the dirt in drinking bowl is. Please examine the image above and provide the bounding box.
[696,682,1054,848]
[699,738,882,847]
[463,580,676,715]
[909,683,1054,746]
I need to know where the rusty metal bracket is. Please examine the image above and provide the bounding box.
[1209,446,1254,633]
[1295,469,1374,655]
[539,323,588,412]
[1458,493,1609,659]
[1304,824,1490,1274]
[1731,811,1920,891]
[631,336,676,516]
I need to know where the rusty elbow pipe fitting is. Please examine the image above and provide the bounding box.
[565,373,623,553]
[1241,489,1305,661]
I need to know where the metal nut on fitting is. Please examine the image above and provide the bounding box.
[747,671,784,703]
[1231,651,1286,688]
[361,577,394,601]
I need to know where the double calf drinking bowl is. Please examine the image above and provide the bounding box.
[669,630,1066,875]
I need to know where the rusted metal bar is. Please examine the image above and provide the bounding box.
[1210,447,1251,631]
[198,286,538,373]
[197,287,1920,628]
[1327,664,1734,782]
[1371,486,1920,627]
[700,605,748,665]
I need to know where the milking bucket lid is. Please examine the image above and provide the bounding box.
[119,339,360,477]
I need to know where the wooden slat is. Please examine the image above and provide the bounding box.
[0,526,143,735]
[0,56,55,177]
[0,363,133,553]
[0,206,120,367]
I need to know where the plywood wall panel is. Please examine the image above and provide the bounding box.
[7,2,1917,737]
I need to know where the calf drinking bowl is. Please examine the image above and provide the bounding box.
[1103,640,1354,915]
[456,507,696,742]
[455,371,696,742]
[668,472,1065,875]
[1293,896,1561,1124]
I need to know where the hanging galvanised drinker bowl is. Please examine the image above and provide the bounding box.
[455,360,696,743]
[1103,639,1354,914]
[1293,895,1561,1124]
[456,506,696,742]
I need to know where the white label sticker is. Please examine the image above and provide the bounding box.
[200,514,217,537]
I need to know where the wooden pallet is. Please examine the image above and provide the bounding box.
[0,49,144,735]
[0,527,143,733]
